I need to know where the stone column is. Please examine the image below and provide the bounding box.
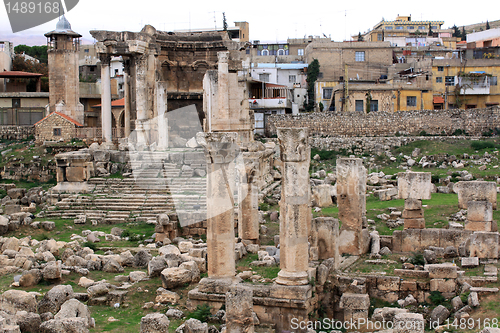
[218,51,230,120]
[134,53,150,145]
[337,158,366,255]
[238,156,260,244]
[123,59,131,138]
[100,55,112,142]
[156,81,168,149]
[276,127,310,286]
[225,285,254,333]
[196,132,239,280]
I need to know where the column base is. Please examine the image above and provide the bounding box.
[197,276,242,294]
[275,270,308,286]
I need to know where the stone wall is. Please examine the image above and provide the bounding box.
[266,108,500,137]
[0,126,35,140]
[35,114,76,143]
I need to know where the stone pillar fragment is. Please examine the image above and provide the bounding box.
[100,55,112,142]
[225,285,254,333]
[310,217,340,265]
[393,313,425,333]
[339,293,370,322]
[469,232,499,259]
[337,158,366,255]
[466,201,494,231]
[123,60,132,138]
[398,172,432,230]
[196,132,239,289]
[276,128,310,286]
[238,156,260,244]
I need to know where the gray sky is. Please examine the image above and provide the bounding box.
[0,0,497,45]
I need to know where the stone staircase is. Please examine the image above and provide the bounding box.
[44,169,207,224]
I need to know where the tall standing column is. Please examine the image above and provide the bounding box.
[337,158,366,255]
[100,55,112,142]
[134,53,149,145]
[218,51,230,120]
[238,156,260,244]
[123,59,131,138]
[197,132,239,279]
[276,127,310,286]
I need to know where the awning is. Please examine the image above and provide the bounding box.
[433,96,444,104]
[485,102,499,106]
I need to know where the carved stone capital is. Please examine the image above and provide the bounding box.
[196,132,239,164]
[277,127,309,163]
[99,54,111,66]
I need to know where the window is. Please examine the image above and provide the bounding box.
[396,26,403,30]
[407,96,417,107]
[377,33,383,41]
[289,75,296,83]
[259,73,270,82]
[12,98,20,108]
[246,49,250,54]
[355,100,364,112]
[277,49,285,56]
[355,51,365,62]
[297,49,304,56]
[90,67,95,72]
[317,72,323,79]
[370,100,378,112]
[431,26,437,30]
[408,26,414,30]
[53,128,62,136]
[385,26,393,30]
[491,76,497,86]
[84,49,89,53]
[445,76,455,86]
[418,26,425,30]
[437,66,444,72]
[322,88,333,100]
[261,49,269,56]
[436,77,443,83]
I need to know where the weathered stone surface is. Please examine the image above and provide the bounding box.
[42,261,62,280]
[469,232,499,259]
[184,318,208,333]
[455,181,497,210]
[19,269,42,287]
[37,285,74,315]
[398,172,432,200]
[15,311,42,333]
[140,313,170,333]
[102,259,124,273]
[393,313,425,333]
[39,317,89,333]
[155,289,180,305]
[55,299,92,328]
[225,285,254,333]
[430,305,450,326]
[427,264,458,279]
[160,267,192,289]
[0,290,37,314]
[133,250,151,268]
[468,201,493,222]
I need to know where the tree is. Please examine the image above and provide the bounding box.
[452,25,461,38]
[357,32,363,42]
[222,12,227,31]
[461,26,466,41]
[428,26,433,36]
[305,59,320,112]
[486,20,491,30]
[14,44,48,63]
[11,55,49,92]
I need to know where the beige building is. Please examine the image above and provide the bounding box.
[363,15,444,42]
[0,41,14,93]
[305,41,394,109]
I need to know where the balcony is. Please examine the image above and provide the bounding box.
[249,83,293,109]
[458,76,491,95]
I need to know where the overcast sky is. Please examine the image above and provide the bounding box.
[0,0,497,46]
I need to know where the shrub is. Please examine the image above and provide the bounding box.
[187,304,212,322]
[409,252,425,266]
[452,128,467,136]
[418,130,428,136]
[431,175,440,184]
[83,241,97,251]
[259,202,270,211]
[471,141,496,150]
[429,291,446,306]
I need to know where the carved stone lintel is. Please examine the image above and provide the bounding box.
[277,127,309,162]
[196,132,239,164]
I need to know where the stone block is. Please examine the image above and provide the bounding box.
[465,221,493,232]
[404,218,425,230]
[455,181,497,210]
[65,167,88,182]
[430,279,456,293]
[420,229,440,249]
[377,276,400,291]
[402,229,421,252]
[461,257,479,268]
[427,264,458,279]
[468,201,493,222]
[398,172,432,200]
[402,209,424,219]
[469,232,499,259]
[393,230,403,252]
[400,280,418,291]
[339,293,370,310]
[405,198,422,210]
[394,313,425,333]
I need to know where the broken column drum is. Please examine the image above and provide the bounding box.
[276,127,310,286]
[238,157,260,244]
[398,172,432,229]
[337,158,366,255]
[198,132,239,279]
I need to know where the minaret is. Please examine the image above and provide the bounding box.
[45,16,84,125]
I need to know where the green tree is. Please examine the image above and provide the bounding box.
[452,25,461,38]
[11,55,49,92]
[305,59,320,112]
[357,32,363,41]
[223,12,228,31]
[428,26,433,36]
[486,21,491,30]
[14,44,48,63]
[461,26,466,41]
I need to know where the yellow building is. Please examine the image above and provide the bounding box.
[365,15,444,42]
[432,59,500,109]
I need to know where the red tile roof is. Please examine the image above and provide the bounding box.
[93,98,125,108]
[34,112,84,127]
[0,71,43,78]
